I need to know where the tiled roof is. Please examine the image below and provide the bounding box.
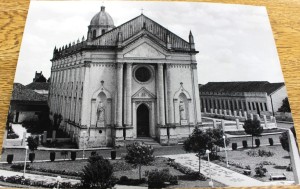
[11,83,48,102]
[199,81,285,95]
[26,82,49,91]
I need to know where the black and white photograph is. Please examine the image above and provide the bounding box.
[1,1,299,188]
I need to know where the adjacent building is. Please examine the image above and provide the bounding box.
[199,81,287,116]
[49,6,202,148]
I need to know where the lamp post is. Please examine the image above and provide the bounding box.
[223,135,229,167]
[206,149,214,188]
[23,146,28,177]
[56,176,62,189]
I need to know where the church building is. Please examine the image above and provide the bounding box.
[49,6,202,148]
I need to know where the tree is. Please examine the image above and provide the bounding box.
[280,127,296,152]
[27,136,38,151]
[278,97,291,113]
[183,127,208,174]
[81,155,116,188]
[243,119,263,148]
[125,142,155,180]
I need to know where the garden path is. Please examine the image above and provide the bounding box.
[161,153,294,187]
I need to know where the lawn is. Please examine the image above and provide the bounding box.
[213,145,294,182]
[0,157,225,188]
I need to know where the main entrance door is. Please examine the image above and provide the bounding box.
[137,104,149,137]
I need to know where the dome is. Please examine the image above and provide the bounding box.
[90,6,114,27]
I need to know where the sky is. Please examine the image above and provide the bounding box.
[14,1,285,85]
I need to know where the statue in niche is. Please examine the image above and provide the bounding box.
[96,101,105,126]
[179,101,186,120]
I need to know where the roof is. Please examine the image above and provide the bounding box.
[199,81,285,95]
[92,14,191,51]
[26,82,49,91]
[11,83,48,102]
[90,6,114,27]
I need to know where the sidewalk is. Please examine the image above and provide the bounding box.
[161,153,294,187]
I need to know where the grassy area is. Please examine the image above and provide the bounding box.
[0,157,225,188]
[213,145,294,182]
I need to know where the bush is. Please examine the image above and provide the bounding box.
[255,165,267,177]
[247,149,274,157]
[27,136,39,151]
[7,154,13,164]
[50,152,55,162]
[71,151,76,161]
[168,161,206,180]
[269,138,274,146]
[7,133,19,139]
[10,164,31,171]
[146,169,175,188]
[232,143,237,150]
[111,150,116,160]
[255,139,260,147]
[91,151,97,156]
[29,153,35,163]
[286,163,293,171]
[117,176,146,186]
[242,140,248,148]
[81,155,116,188]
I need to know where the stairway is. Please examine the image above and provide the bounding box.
[125,137,161,147]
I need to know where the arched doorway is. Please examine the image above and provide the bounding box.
[137,103,149,137]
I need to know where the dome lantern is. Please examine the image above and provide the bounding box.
[87,6,115,40]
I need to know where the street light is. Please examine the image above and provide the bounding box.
[223,135,229,167]
[23,146,28,177]
[206,149,214,188]
[56,176,62,189]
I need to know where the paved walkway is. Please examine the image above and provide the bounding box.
[161,153,294,187]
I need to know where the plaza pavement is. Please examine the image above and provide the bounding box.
[161,153,295,187]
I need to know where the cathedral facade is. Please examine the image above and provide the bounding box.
[49,6,202,148]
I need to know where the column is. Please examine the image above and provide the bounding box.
[116,63,123,127]
[166,65,174,125]
[192,63,201,124]
[158,63,165,126]
[125,63,132,126]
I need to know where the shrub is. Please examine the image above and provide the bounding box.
[71,151,76,161]
[232,143,237,150]
[269,138,274,146]
[257,161,275,166]
[91,151,97,156]
[7,133,19,139]
[27,136,39,151]
[168,161,206,180]
[242,140,248,148]
[81,155,116,188]
[29,153,35,163]
[247,149,274,157]
[10,164,31,171]
[7,154,13,164]
[61,151,69,160]
[146,169,174,188]
[255,139,260,147]
[286,163,293,171]
[111,150,116,160]
[245,165,251,170]
[50,152,55,162]
[255,165,267,177]
[117,176,146,186]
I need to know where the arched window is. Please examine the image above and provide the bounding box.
[92,30,96,38]
[101,29,105,35]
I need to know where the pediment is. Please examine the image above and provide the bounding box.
[132,87,156,99]
[124,43,165,59]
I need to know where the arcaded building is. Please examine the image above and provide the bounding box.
[199,81,287,116]
[49,6,201,148]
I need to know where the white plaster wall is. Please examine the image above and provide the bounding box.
[267,86,288,112]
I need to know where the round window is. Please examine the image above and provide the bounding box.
[135,67,151,82]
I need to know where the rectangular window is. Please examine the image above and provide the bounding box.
[252,102,256,110]
[260,103,263,111]
[213,99,216,109]
[264,103,268,111]
[248,102,251,110]
[238,101,242,110]
[234,101,237,109]
[243,101,246,111]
